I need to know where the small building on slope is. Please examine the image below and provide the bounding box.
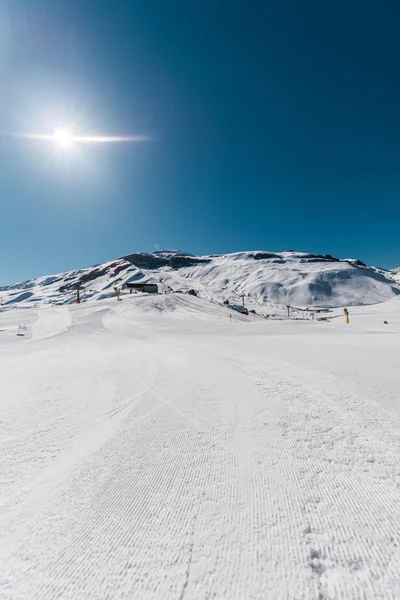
[126,282,158,294]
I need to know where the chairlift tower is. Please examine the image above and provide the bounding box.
[73,282,83,304]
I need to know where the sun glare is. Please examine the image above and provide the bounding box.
[54,129,74,147]
[10,129,151,149]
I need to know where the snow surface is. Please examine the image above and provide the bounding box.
[1,292,400,599]
[175,252,400,307]
[390,267,400,284]
[1,250,399,310]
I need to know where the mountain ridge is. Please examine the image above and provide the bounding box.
[1,250,399,309]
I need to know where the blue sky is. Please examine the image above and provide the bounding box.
[1,0,400,284]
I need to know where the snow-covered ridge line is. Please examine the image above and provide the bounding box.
[1,250,399,309]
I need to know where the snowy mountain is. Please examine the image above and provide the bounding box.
[390,267,400,284]
[164,251,400,307]
[1,250,399,309]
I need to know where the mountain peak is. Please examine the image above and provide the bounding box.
[152,249,195,258]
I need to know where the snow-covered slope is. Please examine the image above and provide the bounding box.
[2,296,400,598]
[0,259,143,307]
[1,250,399,309]
[172,251,400,307]
[390,267,400,284]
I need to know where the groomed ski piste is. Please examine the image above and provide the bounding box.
[1,287,400,598]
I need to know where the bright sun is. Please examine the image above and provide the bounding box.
[53,128,74,147]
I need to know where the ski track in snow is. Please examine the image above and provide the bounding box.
[0,298,400,599]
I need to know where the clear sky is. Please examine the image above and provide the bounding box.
[1,0,400,284]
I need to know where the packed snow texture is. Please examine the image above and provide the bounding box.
[1,250,399,309]
[1,291,400,599]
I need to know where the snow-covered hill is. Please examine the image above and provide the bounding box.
[170,251,400,307]
[1,250,399,309]
[390,267,400,284]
